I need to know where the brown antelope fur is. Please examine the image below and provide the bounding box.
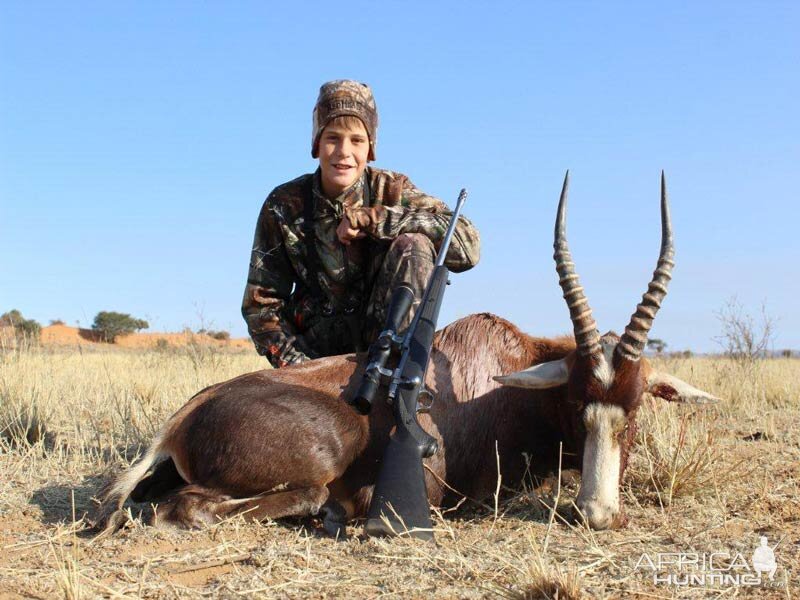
[95,314,580,533]
[95,172,718,534]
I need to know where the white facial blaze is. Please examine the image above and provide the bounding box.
[576,403,625,529]
[592,337,617,390]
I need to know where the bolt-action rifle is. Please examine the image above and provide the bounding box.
[349,189,468,541]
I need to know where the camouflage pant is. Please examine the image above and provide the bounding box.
[293,233,435,357]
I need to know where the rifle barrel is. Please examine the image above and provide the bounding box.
[435,189,468,268]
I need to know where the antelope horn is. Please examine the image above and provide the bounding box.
[554,171,601,357]
[616,171,675,361]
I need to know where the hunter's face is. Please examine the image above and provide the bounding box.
[318,120,370,198]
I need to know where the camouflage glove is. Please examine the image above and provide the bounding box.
[343,206,386,234]
[254,333,312,368]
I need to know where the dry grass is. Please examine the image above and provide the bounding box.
[1,346,798,598]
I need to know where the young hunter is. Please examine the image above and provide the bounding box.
[242,80,481,367]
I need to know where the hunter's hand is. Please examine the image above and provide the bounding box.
[336,216,366,246]
[337,206,385,245]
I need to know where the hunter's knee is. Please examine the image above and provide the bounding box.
[388,233,435,259]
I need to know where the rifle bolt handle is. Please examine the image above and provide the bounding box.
[399,375,422,391]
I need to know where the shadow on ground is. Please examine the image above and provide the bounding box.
[30,474,105,526]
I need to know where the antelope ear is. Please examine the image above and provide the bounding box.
[493,359,568,390]
[646,371,720,404]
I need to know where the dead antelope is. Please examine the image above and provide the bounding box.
[96,172,717,534]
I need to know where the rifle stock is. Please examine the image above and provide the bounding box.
[363,415,435,539]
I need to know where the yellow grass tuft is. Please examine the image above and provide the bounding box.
[495,533,584,600]
[629,407,724,507]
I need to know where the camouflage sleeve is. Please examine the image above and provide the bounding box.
[241,198,311,367]
[366,178,480,273]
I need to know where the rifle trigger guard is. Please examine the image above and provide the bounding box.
[417,388,434,414]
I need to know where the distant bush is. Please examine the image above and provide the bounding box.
[92,311,149,343]
[49,319,65,326]
[207,330,230,341]
[155,338,171,351]
[0,309,42,340]
[714,297,775,372]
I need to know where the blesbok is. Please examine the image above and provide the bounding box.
[96,172,717,534]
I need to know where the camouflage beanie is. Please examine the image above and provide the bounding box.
[312,80,378,161]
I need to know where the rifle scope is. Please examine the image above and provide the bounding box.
[350,285,415,415]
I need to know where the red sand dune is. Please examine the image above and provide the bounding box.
[12,324,252,350]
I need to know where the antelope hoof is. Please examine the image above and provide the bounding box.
[574,501,625,530]
[319,499,349,540]
[93,509,130,539]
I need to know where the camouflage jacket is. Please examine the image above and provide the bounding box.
[242,167,481,366]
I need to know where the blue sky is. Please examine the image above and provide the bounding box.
[2,1,798,352]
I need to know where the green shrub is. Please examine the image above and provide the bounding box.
[91,311,149,343]
[0,309,41,340]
